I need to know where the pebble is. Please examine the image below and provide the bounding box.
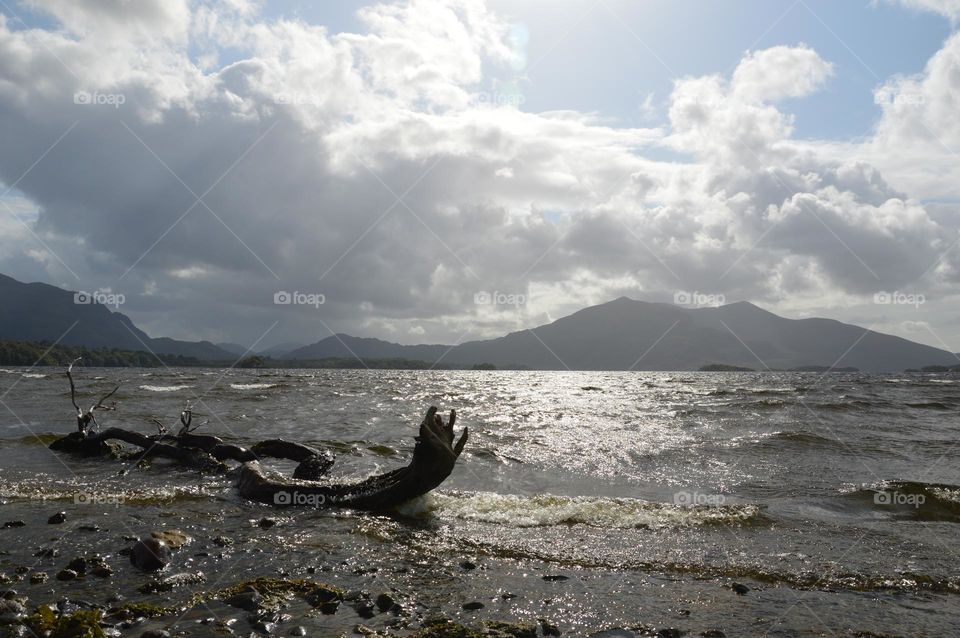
[47,512,67,524]
[462,601,485,611]
[258,518,277,529]
[2,521,25,528]
[375,592,396,612]
[151,530,191,550]
[130,538,172,572]
[224,585,262,611]
[289,627,307,636]
[702,631,726,637]
[731,583,750,596]
[459,560,477,570]
[139,631,172,638]
[213,535,233,547]
[56,569,79,581]
[30,572,48,584]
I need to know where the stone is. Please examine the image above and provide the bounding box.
[56,569,79,581]
[731,583,749,596]
[462,601,484,611]
[130,538,172,572]
[48,512,67,524]
[151,530,191,550]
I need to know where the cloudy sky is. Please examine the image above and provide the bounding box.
[1,0,959,351]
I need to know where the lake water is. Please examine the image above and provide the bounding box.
[1,368,958,636]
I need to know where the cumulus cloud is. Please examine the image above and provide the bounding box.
[883,0,960,22]
[0,0,956,349]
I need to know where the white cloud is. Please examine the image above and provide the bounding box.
[883,0,960,22]
[0,0,956,349]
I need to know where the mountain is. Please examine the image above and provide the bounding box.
[260,342,307,359]
[0,274,234,361]
[287,297,957,372]
[216,342,251,356]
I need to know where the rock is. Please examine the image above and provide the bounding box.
[501,592,517,600]
[542,575,569,582]
[701,631,726,637]
[213,535,233,547]
[140,631,172,638]
[258,518,277,529]
[2,521,25,528]
[30,572,48,584]
[14,566,29,574]
[731,583,749,596]
[289,627,307,636]
[252,620,277,634]
[47,512,67,524]
[539,619,561,636]
[91,564,114,578]
[56,569,79,581]
[353,598,376,619]
[130,538,172,572]
[657,629,685,638]
[353,625,376,636]
[66,557,88,574]
[459,560,477,570]
[78,524,100,532]
[375,592,396,612]
[151,530,191,550]
[0,599,26,615]
[140,571,205,594]
[224,585,262,611]
[462,601,484,611]
[482,621,537,638]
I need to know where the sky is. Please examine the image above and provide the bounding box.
[0,0,959,352]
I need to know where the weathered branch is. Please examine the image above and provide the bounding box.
[50,365,467,510]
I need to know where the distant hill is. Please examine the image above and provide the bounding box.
[287,297,957,372]
[0,274,234,361]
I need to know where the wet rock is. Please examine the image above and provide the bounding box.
[252,620,277,634]
[539,618,561,636]
[78,524,100,532]
[657,629,685,638]
[0,599,26,615]
[2,521,25,528]
[213,535,233,547]
[151,530,191,550]
[14,566,29,574]
[483,621,537,638]
[375,592,396,612]
[459,560,477,570]
[542,575,569,582]
[66,557,88,574]
[139,631,172,638]
[34,547,59,558]
[353,625,376,636]
[352,598,376,619]
[131,538,172,572]
[289,627,307,636]
[224,585,262,611]
[462,601,485,611]
[731,583,749,596]
[258,518,277,529]
[92,564,114,578]
[30,572,48,584]
[501,592,518,600]
[48,511,67,524]
[701,631,726,637]
[56,568,79,581]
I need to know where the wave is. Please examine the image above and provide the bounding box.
[402,491,764,530]
[139,384,193,392]
[842,480,960,522]
[21,373,47,379]
[0,479,224,505]
[905,401,952,410]
[230,382,278,390]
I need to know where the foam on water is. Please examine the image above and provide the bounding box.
[139,384,194,392]
[405,491,763,529]
[230,382,278,390]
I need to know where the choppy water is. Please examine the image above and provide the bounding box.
[1,368,959,636]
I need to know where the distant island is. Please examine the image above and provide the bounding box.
[699,363,755,372]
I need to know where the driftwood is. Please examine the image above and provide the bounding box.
[49,366,467,510]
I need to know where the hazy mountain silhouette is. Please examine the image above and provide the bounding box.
[287,297,957,372]
[0,274,233,361]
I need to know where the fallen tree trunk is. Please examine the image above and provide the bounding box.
[48,368,466,510]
